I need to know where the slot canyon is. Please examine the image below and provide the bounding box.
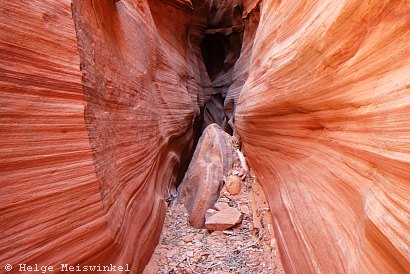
[0,0,409,273]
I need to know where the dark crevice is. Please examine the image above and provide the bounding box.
[175,3,245,190]
[199,4,244,135]
[201,33,231,82]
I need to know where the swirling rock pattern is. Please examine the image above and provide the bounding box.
[236,0,410,273]
[0,0,209,272]
[1,0,409,273]
[0,0,109,270]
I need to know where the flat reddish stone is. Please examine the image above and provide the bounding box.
[240,205,250,215]
[205,207,243,231]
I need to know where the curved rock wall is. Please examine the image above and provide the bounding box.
[71,0,208,270]
[1,0,208,272]
[201,0,244,131]
[2,0,409,273]
[224,1,260,121]
[0,0,111,269]
[236,0,410,273]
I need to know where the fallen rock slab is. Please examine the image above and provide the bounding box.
[205,207,243,231]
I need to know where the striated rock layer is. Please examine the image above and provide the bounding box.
[236,0,410,273]
[0,0,107,270]
[0,0,210,272]
[1,0,410,273]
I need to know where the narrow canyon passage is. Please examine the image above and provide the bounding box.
[141,4,282,271]
[0,0,409,274]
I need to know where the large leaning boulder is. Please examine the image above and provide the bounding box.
[178,124,235,228]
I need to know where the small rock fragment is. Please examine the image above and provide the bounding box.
[205,207,243,231]
[183,235,193,243]
[211,231,226,237]
[226,175,241,195]
[166,249,176,258]
[186,250,194,257]
[240,205,250,215]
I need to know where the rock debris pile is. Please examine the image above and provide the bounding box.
[144,134,285,273]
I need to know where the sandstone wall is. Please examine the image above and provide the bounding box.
[0,0,111,269]
[1,0,409,273]
[236,1,410,273]
[0,0,207,272]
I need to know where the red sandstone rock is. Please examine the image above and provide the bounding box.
[1,0,410,272]
[183,235,194,243]
[235,0,410,273]
[205,207,243,231]
[240,205,250,215]
[179,124,235,228]
[201,0,244,132]
[224,2,260,121]
[225,175,242,195]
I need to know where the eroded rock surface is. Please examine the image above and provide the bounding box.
[0,0,210,272]
[179,124,235,228]
[1,0,409,273]
[0,0,106,270]
[236,0,410,273]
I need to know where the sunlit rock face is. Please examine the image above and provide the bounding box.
[236,0,410,273]
[0,0,209,272]
[224,0,260,122]
[0,0,108,270]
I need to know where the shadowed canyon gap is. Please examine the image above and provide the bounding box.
[0,0,409,273]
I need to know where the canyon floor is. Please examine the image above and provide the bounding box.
[144,158,285,274]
